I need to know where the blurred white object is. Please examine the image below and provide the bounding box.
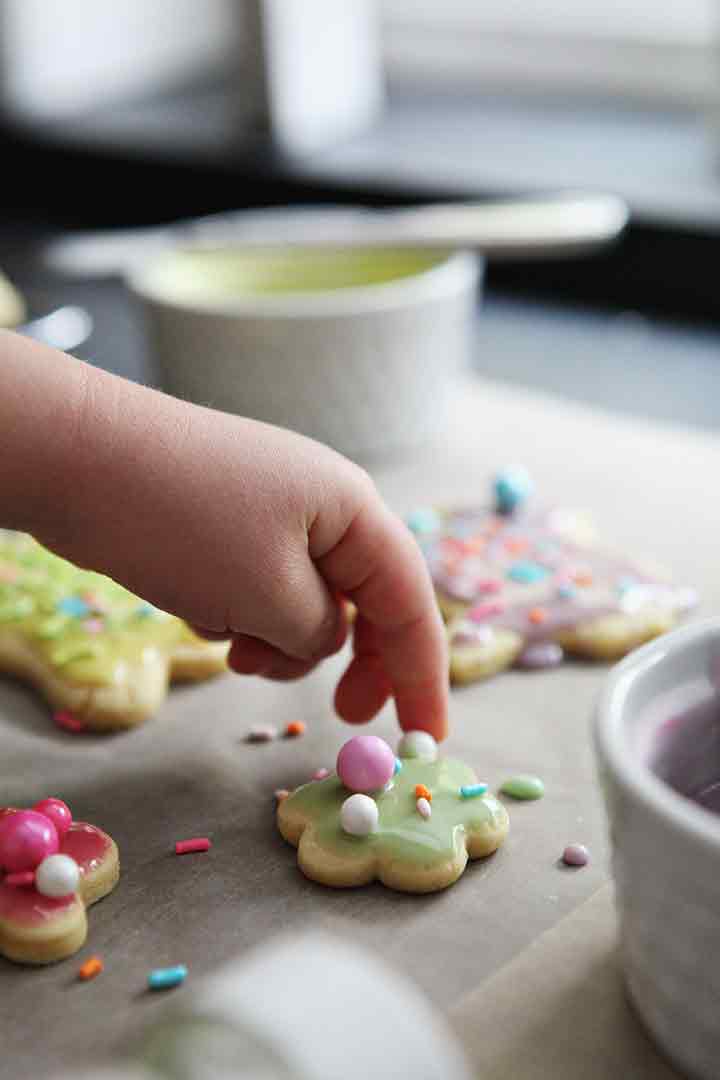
[0,268,26,327]
[17,306,93,352]
[128,242,480,460]
[595,618,720,1080]
[51,933,471,1079]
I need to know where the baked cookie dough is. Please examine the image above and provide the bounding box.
[408,469,696,685]
[277,733,509,893]
[0,530,228,730]
[0,799,119,964]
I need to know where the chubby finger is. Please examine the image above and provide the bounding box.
[228,634,315,680]
[317,501,448,740]
[189,624,234,641]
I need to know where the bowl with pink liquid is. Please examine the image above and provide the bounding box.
[595,617,720,1079]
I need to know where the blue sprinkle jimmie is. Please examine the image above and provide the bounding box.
[460,783,488,799]
[148,965,187,991]
[393,757,403,775]
[57,596,89,618]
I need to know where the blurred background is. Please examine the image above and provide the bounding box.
[1,0,718,429]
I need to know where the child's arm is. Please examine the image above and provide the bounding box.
[0,330,447,738]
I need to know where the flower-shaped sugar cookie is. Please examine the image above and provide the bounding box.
[277,733,509,893]
[0,800,119,964]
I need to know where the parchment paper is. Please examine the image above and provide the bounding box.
[2,375,718,1079]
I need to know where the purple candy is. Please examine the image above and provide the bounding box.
[562,843,589,867]
[337,735,395,794]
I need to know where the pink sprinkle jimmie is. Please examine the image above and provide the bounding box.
[175,838,211,856]
[53,710,85,734]
[5,871,35,887]
[468,601,504,622]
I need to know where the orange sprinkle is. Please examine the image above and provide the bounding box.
[285,721,306,737]
[78,956,103,981]
[504,538,529,555]
[415,784,432,802]
[574,572,593,587]
[528,607,548,625]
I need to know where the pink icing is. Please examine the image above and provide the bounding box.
[337,735,395,793]
[0,811,112,927]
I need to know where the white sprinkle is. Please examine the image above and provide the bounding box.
[416,797,432,819]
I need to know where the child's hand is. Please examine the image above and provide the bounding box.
[1,332,448,739]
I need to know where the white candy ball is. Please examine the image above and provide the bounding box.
[397,731,438,762]
[340,794,379,837]
[35,853,80,898]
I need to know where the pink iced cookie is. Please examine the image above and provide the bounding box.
[336,735,395,794]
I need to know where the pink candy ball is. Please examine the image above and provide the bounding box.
[0,810,59,873]
[33,798,73,838]
[336,735,395,794]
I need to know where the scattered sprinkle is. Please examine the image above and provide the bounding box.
[53,710,86,734]
[468,601,504,622]
[507,561,549,585]
[562,843,589,867]
[573,572,593,587]
[500,775,545,801]
[245,725,278,743]
[312,767,330,781]
[285,721,306,738]
[82,592,109,613]
[82,618,104,635]
[477,578,502,595]
[415,784,432,802]
[527,607,548,625]
[393,758,403,775]
[148,965,187,991]
[416,797,432,819]
[494,466,532,514]
[78,956,104,981]
[556,583,576,600]
[460,783,488,799]
[57,596,89,618]
[504,538,530,555]
[175,838,211,856]
[5,871,35,887]
[274,789,290,803]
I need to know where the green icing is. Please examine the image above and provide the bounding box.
[500,774,545,800]
[284,757,507,868]
[0,531,202,685]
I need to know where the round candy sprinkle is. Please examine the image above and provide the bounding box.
[500,775,545,801]
[494,466,532,515]
[416,797,432,820]
[0,810,59,872]
[516,642,564,670]
[35,853,80,898]
[340,794,379,837]
[397,731,438,762]
[285,721,306,738]
[460,783,488,799]
[33,798,72,837]
[337,735,395,794]
[562,843,589,868]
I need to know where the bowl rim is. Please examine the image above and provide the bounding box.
[594,617,720,851]
[126,246,480,319]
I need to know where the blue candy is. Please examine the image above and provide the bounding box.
[494,467,532,514]
[507,561,549,585]
[460,783,489,799]
[148,965,187,991]
[57,596,89,618]
[393,757,403,775]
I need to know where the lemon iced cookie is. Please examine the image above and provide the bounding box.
[277,733,509,894]
[407,468,696,685]
[0,531,228,730]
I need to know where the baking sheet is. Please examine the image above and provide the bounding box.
[2,375,718,1079]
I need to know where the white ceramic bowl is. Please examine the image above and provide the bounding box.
[595,618,720,1079]
[128,245,480,461]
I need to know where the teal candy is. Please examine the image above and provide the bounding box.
[406,508,442,535]
[494,467,531,514]
[507,561,549,585]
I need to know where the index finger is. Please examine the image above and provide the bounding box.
[316,500,448,740]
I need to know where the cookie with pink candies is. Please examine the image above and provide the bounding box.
[407,468,696,685]
[0,799,119,964]
[277,733,509,893]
